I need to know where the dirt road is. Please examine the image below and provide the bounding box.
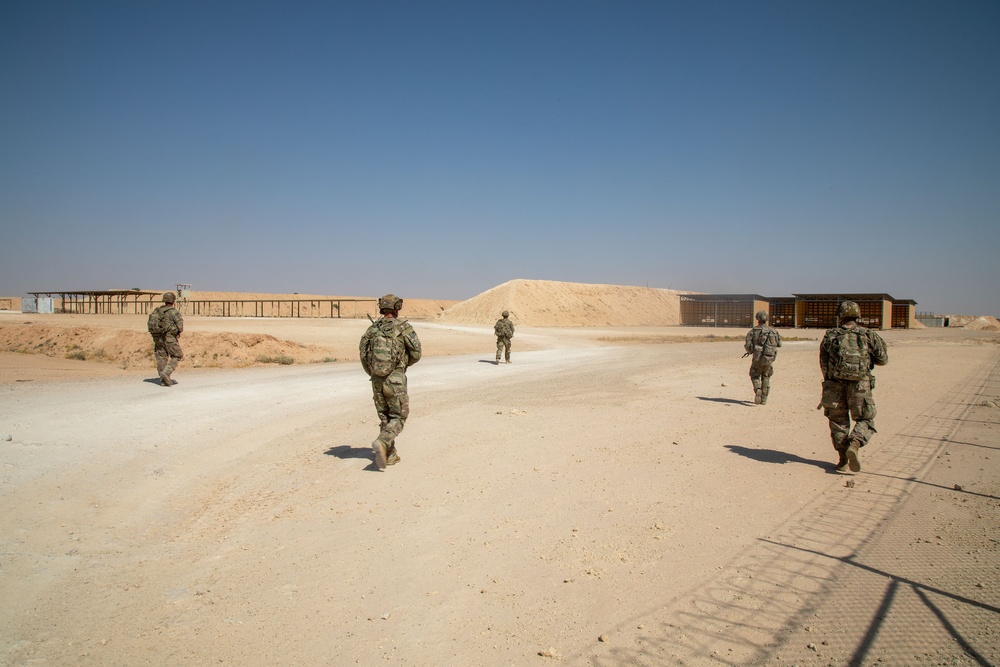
[1,324,998,666]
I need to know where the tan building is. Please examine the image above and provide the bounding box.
[0,296,22,311]
[681,293,916,329]
[793,293,907,329]
[680,294,770,328]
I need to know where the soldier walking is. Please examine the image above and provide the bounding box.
[359,294,422,470]
[494,310,514,364]
[744,310,781,404]
[148,292,184,386]
[819,301,889,473]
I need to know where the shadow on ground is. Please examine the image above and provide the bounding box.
[725,444,832,471]
[697,396,753,406]
[325,445,387,472]
[324,445,373,460]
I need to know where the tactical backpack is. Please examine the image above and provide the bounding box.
[147,306,171,335]
[828,327,870,381]
[752,327,778,363]
[495,319,513,338]
[365,319,405,378]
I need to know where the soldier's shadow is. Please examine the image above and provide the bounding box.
[324,445,373,460]
[478,359,500,365]
[725,444,832,471]
[325,445,382,471]
[697,396,754,406]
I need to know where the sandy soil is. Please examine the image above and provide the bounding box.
[1,313,999,666]
[436,279,688,327]
[0,310,498,377]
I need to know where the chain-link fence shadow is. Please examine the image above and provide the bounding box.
[569,354,1000,666]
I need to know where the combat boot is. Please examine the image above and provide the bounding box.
[846,441,861,472]
[372,439,388,470]
[760,390,768,405]
[754,389,762,405]
[386,443,400,466]
[835,450,850,473]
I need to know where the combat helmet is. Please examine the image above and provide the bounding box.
[378,294,403,312]
[502,310,509,318]
[838,301,861,321]
[755,310,768,323]
[162,292,177,304]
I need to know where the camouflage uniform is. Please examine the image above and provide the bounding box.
[819,302,889,472]
[494,311,514,363]
[150,293,184,386]
[744,312,781,404]
[359,295,422,470]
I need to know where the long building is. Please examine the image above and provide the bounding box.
[680,293,916,329]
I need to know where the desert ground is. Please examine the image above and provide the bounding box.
[1,284,998,666]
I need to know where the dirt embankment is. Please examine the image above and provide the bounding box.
[0,321,335,370]
[0,292,460,371]
[960,315,1000,331]
[437,279,689,327]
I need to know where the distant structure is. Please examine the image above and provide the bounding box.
[916,313,948,327]
[1,296,24,311]
[680,293,916,329]
[915,313,999,328]
[679,294,769,329]
[24,288,376,318]
[27,290,163,314]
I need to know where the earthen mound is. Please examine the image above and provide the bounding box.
[962,316,1000,331]
[436,279,686,327]
[0,323,333,369]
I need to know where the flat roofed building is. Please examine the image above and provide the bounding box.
[792,293,897,330]
[28,290,165,314]
[680,293,917,329]
[892,299,917,329]
[768,297,796,328]
[679,294,769,328]
[25,289,377,319]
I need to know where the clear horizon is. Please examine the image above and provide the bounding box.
[2,1,998,316]
[8,282,979,320]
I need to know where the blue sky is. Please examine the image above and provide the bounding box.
[1,1,997,315]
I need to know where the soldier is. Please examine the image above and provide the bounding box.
[148,292,184,386]
[494,310,514,364]
[359,294,422,470]
[819,301,889,473]
[744,310,781,404]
